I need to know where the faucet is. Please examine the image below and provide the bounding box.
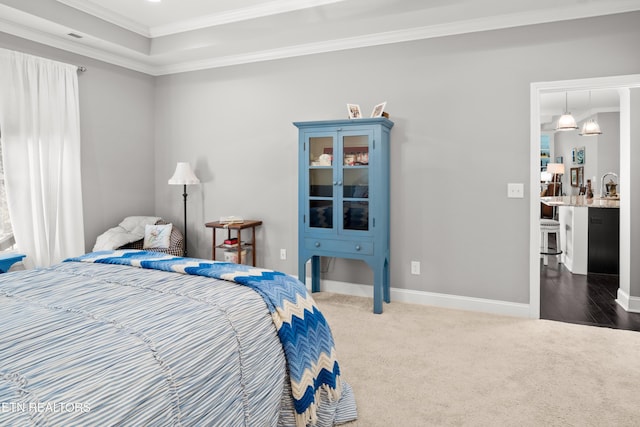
[600,172,618,198]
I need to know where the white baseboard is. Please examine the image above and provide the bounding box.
[616,288,640,313]
[304,278,531,318]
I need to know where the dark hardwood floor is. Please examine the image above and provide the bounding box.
[541,259,640,332]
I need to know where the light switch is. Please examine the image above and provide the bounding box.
[507,183,524,198]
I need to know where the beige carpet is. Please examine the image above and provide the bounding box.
[313,292,640,427]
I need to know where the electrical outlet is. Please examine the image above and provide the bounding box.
[280,249,287,260]
[411,261,420,275]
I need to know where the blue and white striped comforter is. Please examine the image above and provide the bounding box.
[0,259,356,426]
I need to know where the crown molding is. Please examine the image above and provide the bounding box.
[4,2,640,76]
[152,5,640,75]
[0,14,156,75]
[55,0,149,36]
[55,0,345,38]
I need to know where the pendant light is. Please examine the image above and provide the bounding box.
[555,92,578,131]
[579,91,602,136]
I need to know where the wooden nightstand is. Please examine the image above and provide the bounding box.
[205,220,262,266]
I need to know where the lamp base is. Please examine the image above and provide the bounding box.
[183,185,188,257]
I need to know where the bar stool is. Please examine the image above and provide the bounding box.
[540,219,562,266]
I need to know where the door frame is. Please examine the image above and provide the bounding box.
[529,74,640,318]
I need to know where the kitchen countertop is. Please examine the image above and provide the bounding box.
[541,195,620,208]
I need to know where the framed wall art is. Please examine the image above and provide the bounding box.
[570,166,584,187]
[576,147,585,164]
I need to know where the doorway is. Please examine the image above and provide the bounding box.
[529,74,640,320]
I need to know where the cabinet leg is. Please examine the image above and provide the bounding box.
[311,256,321,293]
[373,268,383,314]
[298,255,321,292]
[365,258,388,314]
[298,257,306,287]
[383,258,390,303]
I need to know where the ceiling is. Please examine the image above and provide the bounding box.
[54,0,348,37]
[1,0,640,76]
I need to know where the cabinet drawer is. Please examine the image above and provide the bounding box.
[304,238,373,255]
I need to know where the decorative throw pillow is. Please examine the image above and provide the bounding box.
[143,224,172,249]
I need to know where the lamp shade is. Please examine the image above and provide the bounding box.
[555,92,578,131]
[555,113,578,131]
[579,119,602,136]
[546,163,565,175]
[168,162,200,185]
[540,171,552,182]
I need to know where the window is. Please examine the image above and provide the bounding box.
[0,137,15,250]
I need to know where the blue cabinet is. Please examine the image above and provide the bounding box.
[294,118,393,313]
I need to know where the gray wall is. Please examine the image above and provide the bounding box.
[596,112,622,193]
[2,12,639,307]
[0,33,156,250]
[554,112,620,196]
[155,12,640,305]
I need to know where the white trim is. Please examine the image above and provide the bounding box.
[618,88,632,312]
[616,288,640,313]
[0,14,156,75]
[530,74,640,319]
[4,3,640,75]
[304,278,531,318]
[530,84,542,319]
[55,0,149,36]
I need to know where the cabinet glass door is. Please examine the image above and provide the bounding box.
[308,135,335,229]
[342,134,369,231]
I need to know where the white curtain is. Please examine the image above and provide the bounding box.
[0,49,85,267]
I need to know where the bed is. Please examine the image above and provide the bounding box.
[0,250,357,426]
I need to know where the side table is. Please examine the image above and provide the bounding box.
[205,220,262,266]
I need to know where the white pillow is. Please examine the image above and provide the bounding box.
[143,224,172,249]
[119,216,161,233]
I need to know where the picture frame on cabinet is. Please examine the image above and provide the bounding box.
[370,102,386,117]
[347,104,361,119]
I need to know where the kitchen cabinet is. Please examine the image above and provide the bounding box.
[588,207,619,275]
[558,205,588,275]
[542,196,620,276]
